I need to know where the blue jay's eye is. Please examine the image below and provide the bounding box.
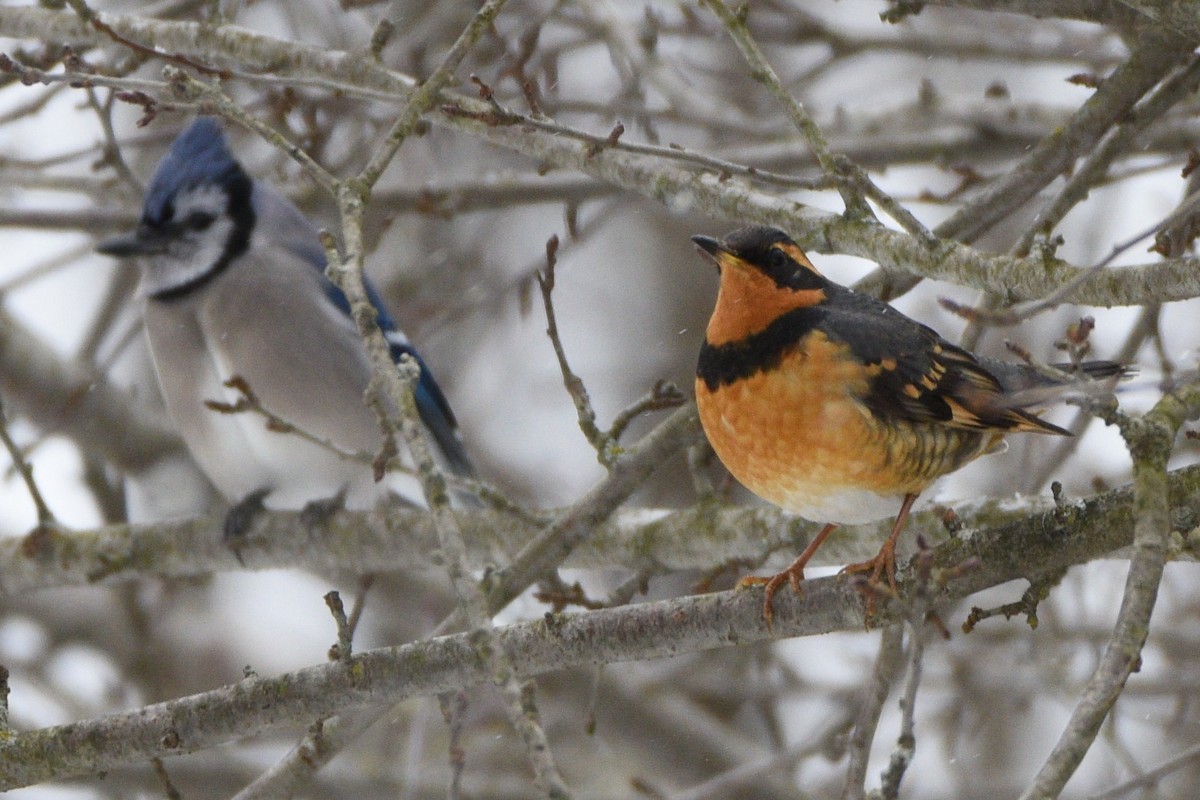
[186,211,216,231]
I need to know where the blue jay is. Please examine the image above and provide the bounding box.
[98,117,473,512]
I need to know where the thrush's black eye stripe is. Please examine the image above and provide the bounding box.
[760,247,825,291]
[697,306,825,390]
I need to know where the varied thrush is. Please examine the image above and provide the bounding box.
[692,225,1126,625]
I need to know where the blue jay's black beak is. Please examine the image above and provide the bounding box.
[96,226,168,258]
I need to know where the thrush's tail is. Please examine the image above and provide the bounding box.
[981,358,1134,408]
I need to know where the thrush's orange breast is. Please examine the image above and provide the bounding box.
[696,331,991,522]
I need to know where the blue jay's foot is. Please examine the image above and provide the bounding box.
[300,487,348,529]
[223,488,271,545]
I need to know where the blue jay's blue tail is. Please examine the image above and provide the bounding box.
[97,116,476,510]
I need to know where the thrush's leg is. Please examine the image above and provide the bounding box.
[740,522,839,629]
[841,493,920,623]
[842,492,919,590]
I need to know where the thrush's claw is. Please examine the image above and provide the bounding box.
[841,542,901,626]
[740,564,806,631]
[740,522,839,631]
[841,537,898,593]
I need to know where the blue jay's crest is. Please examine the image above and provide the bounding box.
[142,118,246,227]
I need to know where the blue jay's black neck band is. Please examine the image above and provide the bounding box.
[149,172,256,303]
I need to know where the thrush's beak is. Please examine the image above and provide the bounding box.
[96,226,168,258]
[692,234,744,274]
[690,235,728,259]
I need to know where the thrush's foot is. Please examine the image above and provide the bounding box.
[738,563,806,632]
[739,523,840,630]
[841,540,900,626]
[841,536,898,591]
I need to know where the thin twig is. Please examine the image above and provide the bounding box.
[150,757,182,800]
[962,568,1068,633]
[843,625,905,800]
[0,666,9,732]
[700,0,932,240]
[85,86,141,190]
[324,591,353,663]
[204,376,377,467]
[536,233,611,464]
[0,394,56,528]
[608,381,686,443]
[439,691,469,800]
[1086,741,1200,799]
[879,545,938,799]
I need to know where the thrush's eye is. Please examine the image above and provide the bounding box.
[185,211,216,231]
[767,247,789,271]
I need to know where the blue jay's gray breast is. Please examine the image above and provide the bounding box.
[142,243,394,509]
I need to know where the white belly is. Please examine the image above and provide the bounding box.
[142,288,414,511]
[183,383,402,509]
[777,485,909,525]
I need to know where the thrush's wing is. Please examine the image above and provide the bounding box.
[818,286,1070,435]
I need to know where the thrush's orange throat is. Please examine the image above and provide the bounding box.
[704,256,826,346]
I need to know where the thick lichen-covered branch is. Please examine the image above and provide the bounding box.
[5,449,1198,789]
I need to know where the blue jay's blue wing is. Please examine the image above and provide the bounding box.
[321,277,474,477]
[246,179,472,477]
[281,224,473,478]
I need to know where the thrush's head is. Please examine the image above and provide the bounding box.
[692,225,828,345]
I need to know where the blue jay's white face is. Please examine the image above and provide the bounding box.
[134,183,241,298]
[97,126,256,301]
